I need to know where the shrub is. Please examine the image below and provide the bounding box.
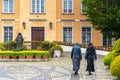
[110,55,120,79]
[0,45,6,50]
[39,41,63,57]
[39,41,58,50]
[0,42,9,50]
[50,42,58,47]
[103,38,120,66]
[0,41,17,50]
[40,41,52,50]
[103,50,115,66]
[0,51,51,58]
[112,38,120,51]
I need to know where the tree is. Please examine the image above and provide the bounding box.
[83,0,120,39]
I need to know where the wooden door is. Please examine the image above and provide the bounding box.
[31,27,44,49]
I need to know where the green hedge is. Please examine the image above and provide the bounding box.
[103,38,120,78]
[0,41,63,58]
[110,55,120,79]
[103,38,120,66]
[103,50,115,66]
[112,38,120,50]
[0,51,51,57]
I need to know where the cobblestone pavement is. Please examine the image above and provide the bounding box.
[0,53,117,80]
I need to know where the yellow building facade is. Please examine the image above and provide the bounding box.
[0,0,112,46]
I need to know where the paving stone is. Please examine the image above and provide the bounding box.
[0,53,117,80]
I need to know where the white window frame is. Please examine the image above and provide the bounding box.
[2,0,14,13]
[102,33,112,46]
[3,26,13,42]
[2,22,14,42]
[62,0,74,14]
[63,27,73,43]
[62,22,74,43]
[80,0,86,14]
[81,27,92,45]
[31,0,45,13]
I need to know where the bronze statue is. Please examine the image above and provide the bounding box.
[15,33,24,50]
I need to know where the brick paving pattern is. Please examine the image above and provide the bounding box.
[0,53,117,80]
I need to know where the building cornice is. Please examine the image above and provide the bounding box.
[29,19,47,21]
[1,19,15,21]
[61,19,75,22]
[80,19,89,22]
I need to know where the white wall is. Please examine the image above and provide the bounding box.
[61,45,110,56]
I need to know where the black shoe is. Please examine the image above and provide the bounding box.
[75,71,78,75]
[89,72,92,75]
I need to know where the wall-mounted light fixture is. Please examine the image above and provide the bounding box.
[22,21,26,29]
[49,21,52,29]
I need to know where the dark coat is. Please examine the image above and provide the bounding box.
[85,45,97,72]
[71,43,82,71]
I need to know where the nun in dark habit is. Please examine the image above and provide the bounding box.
[71,43,82,75]
[85,43,97,75]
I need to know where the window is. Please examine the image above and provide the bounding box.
[4,27,13,42]
[81,0,86,14]
[63,27,72,43]
[103,34,112,46]
[82,27,91,45]
[3,0,14,13]
[31,0,45,13]
[62,0,73,13]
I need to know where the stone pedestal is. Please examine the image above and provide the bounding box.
[53,50,61,58]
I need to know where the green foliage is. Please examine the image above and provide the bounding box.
[103,38,120,78]
[39,41,63,57]
[50,42,58,47]
[103,38,120,66]
[83,0,120,39]
[112,38,120,50]
[39,41,59,51]
[0,41,61,58]
[110,55,120,79]
[0,51,51,58]
[103,51,115,66]
[0,41,17,50]
[0,45,6,51]
[40,41,52,50]
[111,38,120,57]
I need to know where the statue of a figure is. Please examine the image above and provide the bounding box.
[15,33,24,50]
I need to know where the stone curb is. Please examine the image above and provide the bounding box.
[0,58,51,62]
